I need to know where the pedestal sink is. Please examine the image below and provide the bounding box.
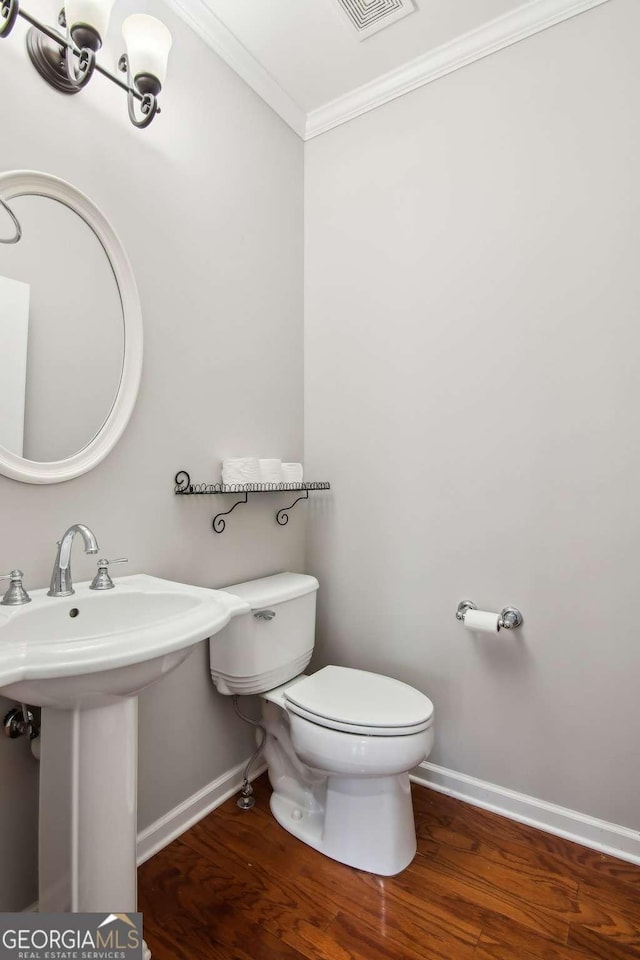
[0,574,249,949]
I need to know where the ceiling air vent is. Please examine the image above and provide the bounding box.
[334,0,416,41]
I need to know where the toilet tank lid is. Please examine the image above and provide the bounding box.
[220,572,319,610]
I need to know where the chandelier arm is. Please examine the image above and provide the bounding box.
[96,60,142,98]
[64,42,96,88]
[127,89,158,129]
[18,6,71,46]
[0,0,19,37]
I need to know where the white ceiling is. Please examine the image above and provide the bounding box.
[194,0,519,112]
[165,0,610,138]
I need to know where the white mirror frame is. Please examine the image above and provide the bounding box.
[0,170,142,484]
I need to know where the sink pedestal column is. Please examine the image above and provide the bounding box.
[39,699,139,913]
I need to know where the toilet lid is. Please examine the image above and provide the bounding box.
[284,665,434,734]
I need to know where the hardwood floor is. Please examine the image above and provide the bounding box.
[138,775,640,959]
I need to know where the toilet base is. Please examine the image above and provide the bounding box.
[270,771,417,876]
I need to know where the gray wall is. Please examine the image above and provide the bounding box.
[0,0,304,910]
[305,0,640,831]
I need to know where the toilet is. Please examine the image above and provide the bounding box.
[209,572,434,876]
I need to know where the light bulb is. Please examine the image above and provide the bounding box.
[122,14,172,91]
[64,0,116,42]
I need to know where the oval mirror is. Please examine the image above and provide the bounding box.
[0,171,142,483]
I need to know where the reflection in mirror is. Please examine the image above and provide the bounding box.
[0,195,125,463]
[0,276,29,455]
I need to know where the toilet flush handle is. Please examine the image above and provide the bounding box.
[254,610,276,621]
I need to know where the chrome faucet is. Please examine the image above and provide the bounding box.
[48,524,99,598]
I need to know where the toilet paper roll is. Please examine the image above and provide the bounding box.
[464,609,500,633]
[222,458,261,486]
[259,458,284,483]
[282,462,303,484]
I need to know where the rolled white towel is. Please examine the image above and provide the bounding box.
[222,457,261,486]
[282,462,303,484]
[259,458,283,484]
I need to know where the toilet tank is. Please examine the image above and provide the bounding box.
[209,572,319,696]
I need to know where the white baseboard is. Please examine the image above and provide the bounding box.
[411,761,640,865]
[137,758,267,866]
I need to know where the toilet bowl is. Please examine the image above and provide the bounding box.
[210,573,435,876]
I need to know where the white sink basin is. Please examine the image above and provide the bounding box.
[0,573,249,708]
[0,572,249,937]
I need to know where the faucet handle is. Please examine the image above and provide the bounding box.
[0,570,32,606]
[89,558,128,591]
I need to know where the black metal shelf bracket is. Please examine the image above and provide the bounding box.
[174,471,330,534]
[213,493,248,533]
[276,490,309,526]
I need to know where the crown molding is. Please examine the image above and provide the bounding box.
[305,0,611,139]
[163,0,308,137]
[165,0,610,141]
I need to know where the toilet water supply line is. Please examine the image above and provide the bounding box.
[232,696,266,810]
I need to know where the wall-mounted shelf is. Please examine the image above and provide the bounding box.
[174,471,331,533]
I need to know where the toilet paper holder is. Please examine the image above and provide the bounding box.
[456,600,523,630]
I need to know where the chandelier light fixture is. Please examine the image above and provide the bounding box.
[0,0,172,128]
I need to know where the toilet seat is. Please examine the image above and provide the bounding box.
[284,665,434,737]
